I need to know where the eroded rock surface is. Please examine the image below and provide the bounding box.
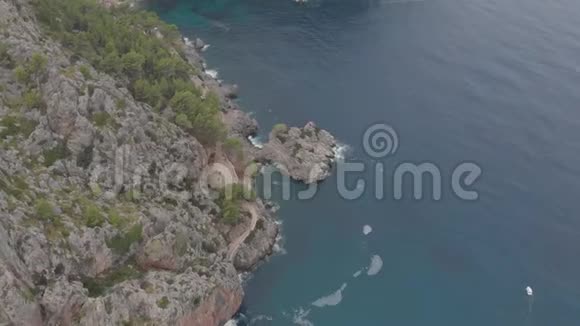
[257,122,337,183]
[0,0,278,324]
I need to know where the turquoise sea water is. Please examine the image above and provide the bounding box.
[149,0,580,325]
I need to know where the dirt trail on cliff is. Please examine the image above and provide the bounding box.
[227,203,259,261]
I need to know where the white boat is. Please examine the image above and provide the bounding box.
[526,286,533,296]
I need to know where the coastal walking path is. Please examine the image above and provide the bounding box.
[226,202,259,261]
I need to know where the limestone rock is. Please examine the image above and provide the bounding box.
[258,121,337,183]
[0,0,280,324]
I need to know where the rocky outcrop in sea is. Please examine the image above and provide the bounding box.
[257,122,337,183]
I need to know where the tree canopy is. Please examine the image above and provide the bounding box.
[33,0,225,145]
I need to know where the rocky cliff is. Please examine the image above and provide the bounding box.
[0,0,335,324]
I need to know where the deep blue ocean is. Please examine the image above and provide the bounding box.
[149,0,580,324]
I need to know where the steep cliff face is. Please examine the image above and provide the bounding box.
[0,0,277,324]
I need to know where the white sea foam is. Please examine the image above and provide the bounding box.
[363,225,373,236]
[292,308,314,326]
[273,233,287,255]
[238,271,255,284]
[204,69,218,79]
[353,270,362,278]
[367,255,383,276]
[201,44,211,52]
[248,135,264,149]
[224,319,238,326]
[251,314,274,323]
[312,283,348,308]
[333,143,351,162]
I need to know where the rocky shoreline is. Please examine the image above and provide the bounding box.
[0,0,336,325]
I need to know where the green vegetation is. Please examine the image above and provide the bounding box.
[216,183,256,225]
[173,232,188,256]
[33,0,225,145]
[224,137,243,161]
[0,175,29,200]
[169,91,225,145]
[246,162,260,178]
[157,296,170,309]
[220,200,240,225]
[7,52,48,109]
[35,199,55,220]
[79,65,92,79]
[83,264,143,297]
[115,98,127,110]
[80,199,105,228]
[272,123,288,134]
[107,203,138,230]
[34,198,70,239]
[0,41,13,68]
[21,89,45,110]
[0,115,38,140]
[92,111,112,128]
[14,53,47,87]
[107,224,143,255]
[42,143,71,167]
[107,208,124,229]
[123,189,141,202]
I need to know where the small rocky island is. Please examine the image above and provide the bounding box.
[0,0,337,325]
[258,122,337,183]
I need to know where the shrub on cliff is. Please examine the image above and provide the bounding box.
[81,200,106,228]
[33,0,225,145]
[35,199,55,221]
[42,143,71,167]
[14,53,47,87]
[107,224,143,255]
[216,183,256,225]
[224,137,244,160]
[220,199,240,225]
[169,91,225,145]
[0,115,38,140]
[0,41,13,68]
[272,123,288,133]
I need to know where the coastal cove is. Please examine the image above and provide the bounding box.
[148,0,580,325]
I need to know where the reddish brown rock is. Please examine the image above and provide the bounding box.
[177,287,243,326]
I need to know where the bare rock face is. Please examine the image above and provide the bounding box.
[41,278,87,326]
[177,285,243,326]
[222,109,259,139]
[76,264,242,325]
[258,122,337,183]
[233,202,279,271]
[0,222,44,325]
[220,83,239,99]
